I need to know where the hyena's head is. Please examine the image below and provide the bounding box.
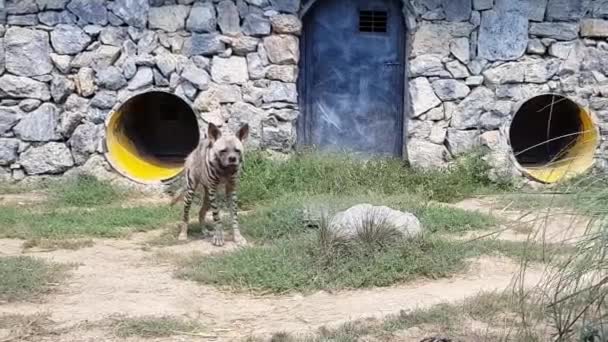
[207,122,249,170]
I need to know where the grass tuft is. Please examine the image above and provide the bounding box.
[0,256,70,302]
[22,238,94,251]
[107,315,204,338]
[51,174,122,207]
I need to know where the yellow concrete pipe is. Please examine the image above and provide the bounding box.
[508,94,599,184]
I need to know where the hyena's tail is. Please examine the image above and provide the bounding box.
[169,188,185,206]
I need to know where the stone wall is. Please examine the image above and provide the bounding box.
[0,0,301,183]
[406,0,608,174]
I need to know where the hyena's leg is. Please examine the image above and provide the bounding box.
[198,187,210,232]
[226,181,247,246]
[178,172,197,241]
[209,185,224,246]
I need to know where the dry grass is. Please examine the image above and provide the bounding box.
[22,238,94,251]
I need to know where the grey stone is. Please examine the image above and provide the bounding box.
[263,81,296,103]
[154,54,176,77]
[70,45,121,69]
[432,79,470,100]
[175,80,198,101]
[0,138,18,166]
[450,37,470,64]
[0,75,51,100]
[68,122,100,165]
[99,27,129,47]
[246,0,270,6]
[6,0,38,14]
[478,10,528,61]
[473,0,493,10]
[36,0,70,10]
[582,46,608,75]
[581,19,608,38]
[50,24,91,55]
[127,67,153,90]
[548,41,575,59]
[242,82,264,106]
[264,35,298,64]
[5,28,53,77]
[229,35,259,56]
[88,107,108,124]
[217,0,240,36]
[270,14,302,35]
[494,83,550,101]
[51,74,74,103]
[7,14,38,26]
[96,66,127,90]
[20,142,74,175]
[181,64,210,90]
[410,54,450,77]
[407,138,449,169]
[153,69,169,87]
[527,38,546,54]
[148,5,190,32]
[482,62,525,84]
[465,75,484,86]
[13,103,59,142]
[467,58,488,75]
[90,90,116,109]
[269,0,299,13]
[411,22,475,57]
[524,58,560,83]
[121,58,137,80]
[183,33,225,56]
[19,99,41,112]
[443,0,472,21]
[260,117,294,151]
[429,125,447,144]
[211,56,248,85]
[135,54,156,66]
[446,129,480,156]
[109,0,149,28]
[546,0,588,21]
[410,77,442,117]
[0,107,22,135]
[0,38,4,76]
[451,86,494,129]
[446,60,470,78]
[422,8,446,20]
[243,13,271,36]
[67,0,108,25]
[83,25,103,36]
[529,22,579,40]
[247,52,267,79]
[426,105,445,121]
[186,2,216,33]
[470,10,481,26]
[266,65,297,82]
[136,31,157,55]
[494,0,548,22]
[75,67,95,97]
[38,11,77,26]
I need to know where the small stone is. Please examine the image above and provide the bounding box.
[19,99,41,112]
[263,81,296,103]
[243,13,271,36]
[465,75,484,86]
[7,14,39,26]
[183,33,226,56]
[136,31,157,55]
[99,27,129,47]
[546,0,587,21]
[529,22,579,41]
[451,86,494,129]
[0,107,23,135]
[270,14,301,35]
[0,75,51,100]
[0,138,19,166]
[581,19,608,38]
[121,58,137,80]
[7,0,38,14]
[429,125,447,144]
[269,0,299,14]
[211,56,249,85]
[181,64,210,90]
[192,56,210,71]
[407,138,449,169]
[247,52,266,80]
[13,103,59,142]
[264,35,299,64]
[90,90,116,109]
[5,27,53,77]
[96,66,127,90]
[230,35,260,55]
[411,21,475,57]
[109,0,149,28]
[431,79,470,100]
[527,38,546,55]
[67,0,108,25]
[88,107,108,124]
[217,0,241,36]
[128,67,153,90]
[410,77,442,117]
[38,11,77,26]
[135,54,156,66]
[450,37,470,64]
[548,41,575,59]
[75,67,95,97]
[51,74,74,103]
[68,122,101,165]
[50,24,91,55]
[422,8,446,20]
[446,60,470,78]
[266,65,297,82]
[50,54,72,74]
[175,80,197,101]
[148,5,190,32]
[186,2,216,33]
[410,54,450,77]
[36,0,70,10]
[524,58,560,83]
[443,0,472,22]
[83,25,102,36]
[427,105,445,121]
[482,62,525,84]
[467,58,488,75]
[153,69,169,87]
[20,142,74,175]
[446,129,480,156]
[71,45,121,69]
[478,10,528,61]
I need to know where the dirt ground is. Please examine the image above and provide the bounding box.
[0,196,588,341]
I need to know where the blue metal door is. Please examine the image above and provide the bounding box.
[300,0,405,156]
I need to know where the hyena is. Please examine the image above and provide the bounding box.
[170,122,249,246]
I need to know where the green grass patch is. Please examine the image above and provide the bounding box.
[50,174,122,207]
[418,205,498,234]
[236,151,512,208]
[0,256,70,302]
[107,316,204,338]
[0,205,177,239]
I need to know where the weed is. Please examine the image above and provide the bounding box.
[0,256,70,302]
[106,315,204,338]
[0,313,55,340]
[51,174,122,207]
[418,205,498,234]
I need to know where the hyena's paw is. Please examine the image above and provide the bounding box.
[233,230,248,247]
[177,223,188,241]
[212,230,225,246]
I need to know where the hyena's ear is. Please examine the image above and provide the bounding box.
[237,123,249,141]
[207,123,222,143]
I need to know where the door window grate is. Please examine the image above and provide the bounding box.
[359,10,388,33]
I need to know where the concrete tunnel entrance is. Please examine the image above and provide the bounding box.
[105,91,200,184]
[509,94,599,184]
